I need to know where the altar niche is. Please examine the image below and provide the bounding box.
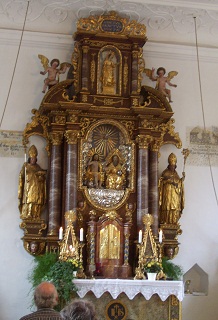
[20,11,183,280]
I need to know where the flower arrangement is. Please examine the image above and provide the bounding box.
[68,258,82,271]
[144,259,162,273]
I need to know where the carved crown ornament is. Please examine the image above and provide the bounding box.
[77,11,147,37]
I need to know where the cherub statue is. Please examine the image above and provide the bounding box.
[144,67,178,103]
[38,54,71,93]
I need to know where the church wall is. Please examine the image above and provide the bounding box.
[0,29,218,320]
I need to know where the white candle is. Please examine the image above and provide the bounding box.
[159,229,163,243]
[138,230,142,243]
[59,227,63,240]
[80,228,84,242]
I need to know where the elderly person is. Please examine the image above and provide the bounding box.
[61,299,97,320]
[19,282,62,320]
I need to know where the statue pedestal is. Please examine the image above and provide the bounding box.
[73,279,184,320]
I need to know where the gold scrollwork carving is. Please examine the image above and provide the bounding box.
[77,11,146,37]
[138,48,145,93]
[123,56,128,93]
[54,114,66,125]
[159,119,182,149]
[80,117,95,137]
[49,132,63,145]
[90,53,96,89]
[71,42,79,92]
[65,130,79,144]
[22,109,49,147]
[120,120,134,138]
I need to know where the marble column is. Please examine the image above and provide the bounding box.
[64,130,79,215]
[149,147,159,237]
[136,135,149,228]
[47,132,63,236]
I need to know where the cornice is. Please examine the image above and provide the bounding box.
[0,0,217,46]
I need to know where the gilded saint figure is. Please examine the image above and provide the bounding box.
[101,51,116,95]
[105,154,126,190]
[159,153,185,225]
[18,145,47,220]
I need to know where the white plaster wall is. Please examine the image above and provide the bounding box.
[0,28,218,320]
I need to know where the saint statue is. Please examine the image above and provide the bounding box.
[105,154,126,190]
[18,145,47,220]
[101,51,116,95]
[159,153,185,225]
[84,153,104,188]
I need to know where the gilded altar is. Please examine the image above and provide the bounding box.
[19,11,183,284]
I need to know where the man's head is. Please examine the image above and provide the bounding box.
[34,282,58,309]
[61,299,96,320]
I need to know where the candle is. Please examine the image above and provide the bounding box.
[159,229,163,243]
[80,228,84,242]
[59,227,63,240]
[138,230,142,243]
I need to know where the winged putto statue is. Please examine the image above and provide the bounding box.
[38,54,71,93]
[144,67,178,103]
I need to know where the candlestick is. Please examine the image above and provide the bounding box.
[80,228,84,242]
[59,227,63,240]
[138,230,142,243]
[159,229,163,243]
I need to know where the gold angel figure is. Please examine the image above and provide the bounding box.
[38,54,71,93]
[144,67,178,103]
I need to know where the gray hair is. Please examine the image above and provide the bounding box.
[61,299,97,320]
[34,282,58,309]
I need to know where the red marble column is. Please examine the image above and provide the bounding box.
[64,130,79,217]
[136,135,149,228]
[149,148,159,237]
[47,132,63,236]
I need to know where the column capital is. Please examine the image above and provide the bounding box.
[49,132,64,146]
[65,130,80,144]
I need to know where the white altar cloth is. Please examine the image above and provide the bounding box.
[73,279,184,301]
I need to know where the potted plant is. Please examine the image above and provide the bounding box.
[28,252,82,310]
[144,259,163,280]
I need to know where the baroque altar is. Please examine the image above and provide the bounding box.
[19,11,185,320]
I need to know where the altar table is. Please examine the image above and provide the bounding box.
[73,279,184,320]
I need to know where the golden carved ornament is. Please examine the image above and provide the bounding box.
[22,108,49,148]
[54,114,66,125]
[80,117,95,137]
[99,210,122,221]
[65,130,80,144]
[136,135,151,149]
[71,42,79,92]
[159,119,182,149]
[77,11,146,37]
[68,114,78,123]
[123,56,128,93]
[49,131,63,145]
[120,120,134,139]
[90,53,96,89]
[132,98,139,106]
[82,95,88,103]
[138,49,145,93]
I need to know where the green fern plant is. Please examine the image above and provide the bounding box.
[162,257,184,280]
